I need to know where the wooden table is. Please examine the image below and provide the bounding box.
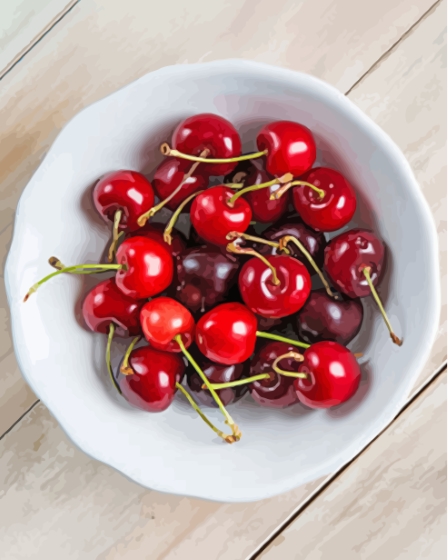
[0,1,446,558]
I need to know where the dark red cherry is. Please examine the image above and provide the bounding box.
[140,297,195,353]
[82,278,145,337]
[117,346,184,412]
[239,255,311,318]
[152,157,208,212]
[324,229,384,298]
[249,341,301,408]
[294,341,361,408]
[93,170,155,232]
[257,121,316,177]
[171,245,240,316]
[190,185,252,246]
[293,167,357,232]
[115,236,173,299]
[134,222,187,259]
[196,302,258,365]
[172,113,242,176]
[295,289,364,345]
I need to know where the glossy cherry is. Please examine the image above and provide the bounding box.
[152,157,208,212]
[115,236,173,299]
[117,346,184,412]
[249,341,301,408]
[292,167,357,232]
[196,302,258,365]
[257,121,316,177]
[295,289,364,345]
[294,341,361,408]
[134,221,187,259]
[190,185,252,246]
[172,113,242,176]
[239,254,311,318]
[93,170,155,232]
[82,278,145,337]
[140,296,195,352]
[172,245,240,315]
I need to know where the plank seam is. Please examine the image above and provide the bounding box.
[0,400,40,441]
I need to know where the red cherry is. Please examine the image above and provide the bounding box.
[294,341,361,408]
[257,121,316,177]
[292,168,357,232]
[115,236,173,299]
[196,302,258,365]
[118,346,184,412]
[93,171,155,232]
[172,113,242,176]
[134,222,187,259]
[82,278,145,337]
[152,158,208,212]
[239,255,311,318]
[140,297,194,352]
[190,185,252,246]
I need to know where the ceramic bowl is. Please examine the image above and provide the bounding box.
[5,60,439,502]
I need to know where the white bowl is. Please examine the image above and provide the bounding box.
[5,60,440,502]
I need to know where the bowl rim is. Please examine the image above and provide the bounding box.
[4,59,441,502]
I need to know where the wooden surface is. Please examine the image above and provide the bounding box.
[0,0,445,558]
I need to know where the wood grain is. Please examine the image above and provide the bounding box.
[258,371,447,560]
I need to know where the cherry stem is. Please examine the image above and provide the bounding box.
[49,256,117,274]
[119,336,141,375]
[106,323,122,394]
[108,209,123,263]
[203,373,271,390]
[174,335,241,442]
[161,143,267,164]
[227,173,293,206]
[272,352,307,378]
[279,235,337,299]
[163,190,204,245]
[256,330,310,349]
[226,240,280,286]
[226,231,291,255]
[23,263,124,302]
[222,182,244,190]
[137,149,210,227]
[175,382,235,444]
[363,267,403,346]
[270,180,325,201]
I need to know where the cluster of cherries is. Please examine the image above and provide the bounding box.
[24,113,402,444]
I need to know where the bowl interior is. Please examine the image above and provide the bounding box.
[6,61,439,502]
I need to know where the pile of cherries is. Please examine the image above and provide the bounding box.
[25,113,402,444]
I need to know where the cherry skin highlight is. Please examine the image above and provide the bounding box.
[115,236,173,299]
[93,170,155,232]
[257,121,316,177]
[293,167,357,232]
[294,341,361,408]
[118,346,185,412]
[140,297,195,352]
[195,302,258,365]
[172,113,242,176]
[82,278,145,337]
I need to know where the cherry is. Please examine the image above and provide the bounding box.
[93,170,155,232]
[256,121,316,177]
[171,245,240,316]
[152,157,208,212]
[140,297,195,352]
[294,341,361,408]
[170,113,242,176]
[295,288,364,345]
[117,346,184,412]
[238,254,311,319]
[292,167,357,232]
[249,341,301,408]
[190,185,252,246]
[115,236,173,299]
[82,278,145,337]
[135,222,187,259]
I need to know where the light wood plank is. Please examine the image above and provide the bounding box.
[0,0,78,78]
[258,371,447,560]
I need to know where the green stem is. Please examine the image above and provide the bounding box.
[164,190,204,245]
[120,336,141,375]
[271,180,325,201]
[256,331,310,349]
[226,241,280,285]
[205,373,270,390]
[228,176,290,206]
[106,323,121,394]
[226,231,291,255]
[161,143,267,164]
[108,209,123,263]
[272,352,308,379]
